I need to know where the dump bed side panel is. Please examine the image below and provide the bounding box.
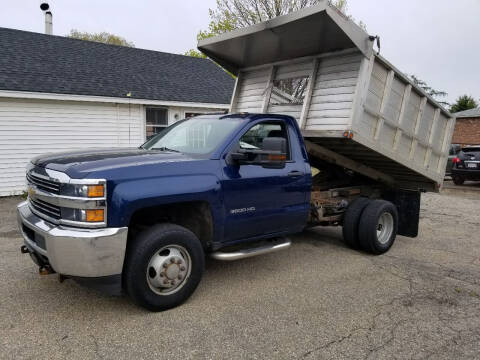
[229,52,455,191]
[353,55,455,186]
[231,50,362,132]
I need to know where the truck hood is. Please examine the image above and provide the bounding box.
[31,148,193,178]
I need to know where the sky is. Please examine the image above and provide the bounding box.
[0,0,478,105]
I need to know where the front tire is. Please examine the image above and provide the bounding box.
[123,223,205,311]
[358,200,398,255]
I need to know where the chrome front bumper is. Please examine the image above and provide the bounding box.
[17,201,128,277]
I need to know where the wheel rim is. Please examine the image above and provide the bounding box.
[146,245,192,296]
[376,212,394,245]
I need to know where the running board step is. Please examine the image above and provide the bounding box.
[210,238,291,261]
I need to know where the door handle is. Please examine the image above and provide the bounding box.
[288,171,303,177]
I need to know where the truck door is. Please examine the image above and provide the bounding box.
[221,119,310,242]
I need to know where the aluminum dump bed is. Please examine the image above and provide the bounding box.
[198,0,455,192]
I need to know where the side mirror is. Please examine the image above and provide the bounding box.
[227,137,287,169]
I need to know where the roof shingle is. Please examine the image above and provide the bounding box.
[0,27,234,104]
[454,107,480,118]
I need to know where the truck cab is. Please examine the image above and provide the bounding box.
[18,114,313,310]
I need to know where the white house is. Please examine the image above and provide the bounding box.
[0,27,234,196]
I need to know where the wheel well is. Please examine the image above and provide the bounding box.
[128,201,214,250]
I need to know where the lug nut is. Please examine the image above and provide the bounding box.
[171,281,175,285]
[160,273,164,278]
[163,263,168,268]
[163,279,169,285]
[177,259,182,265]
[177,275,182,280]
[180,266,185,271]
[170,258,175,263]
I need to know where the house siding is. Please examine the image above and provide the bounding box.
[0,97,144,196]
[0,97,224,196]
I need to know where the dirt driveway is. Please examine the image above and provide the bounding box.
[1,189,479,359]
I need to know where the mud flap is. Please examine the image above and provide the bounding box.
[384,190,421,238]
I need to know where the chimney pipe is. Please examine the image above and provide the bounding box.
[40,3,53,35]
[45,11,53,35]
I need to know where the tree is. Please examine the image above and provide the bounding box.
[209,0,322,28]
[185,0,354,58]
[449,95,478,114]
[67,30,135,47]
[408,74,449,107]
[184,14,237,58]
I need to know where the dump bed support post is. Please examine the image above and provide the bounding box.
[409,97,427,160]
[299,58,320,129]
[305,140,395,186]
[229,72,242,113]
[374,70,395,140]
[393,84,412,150]
[351,55,375,128]
[261,66,276,112]
[437,117,456,173]
[424,108,440,167]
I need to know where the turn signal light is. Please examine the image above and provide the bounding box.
[86,209,104,222]
[87,184,104,197]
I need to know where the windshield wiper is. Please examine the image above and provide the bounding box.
[152,147,181,153]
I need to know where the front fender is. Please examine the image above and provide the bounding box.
[107,175,222,228]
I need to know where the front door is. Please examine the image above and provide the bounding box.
[220,119,310,242]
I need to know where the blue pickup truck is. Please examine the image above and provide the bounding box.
[18,113,420,311]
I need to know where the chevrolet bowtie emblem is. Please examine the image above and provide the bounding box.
[28,186,35,198]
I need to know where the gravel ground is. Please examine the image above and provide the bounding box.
[1,190,479,359]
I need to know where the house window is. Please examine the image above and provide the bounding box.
[146,108,168,140]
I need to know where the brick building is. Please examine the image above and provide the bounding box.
[452,108,480,146]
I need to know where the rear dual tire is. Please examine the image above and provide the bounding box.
[342,197,370,249]
[343,198,398,255]
[358,200,398,254]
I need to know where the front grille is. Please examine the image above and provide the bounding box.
[26,172,60,194]
[30,198,61,220]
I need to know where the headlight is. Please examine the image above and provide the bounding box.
[62,184,105,198]
[59,181,106,224]
[62,208,105,223]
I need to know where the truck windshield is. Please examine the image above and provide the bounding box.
[141,117,242,155]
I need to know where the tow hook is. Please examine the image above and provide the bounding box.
[21,245,55,275]
[39,265,54,275]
